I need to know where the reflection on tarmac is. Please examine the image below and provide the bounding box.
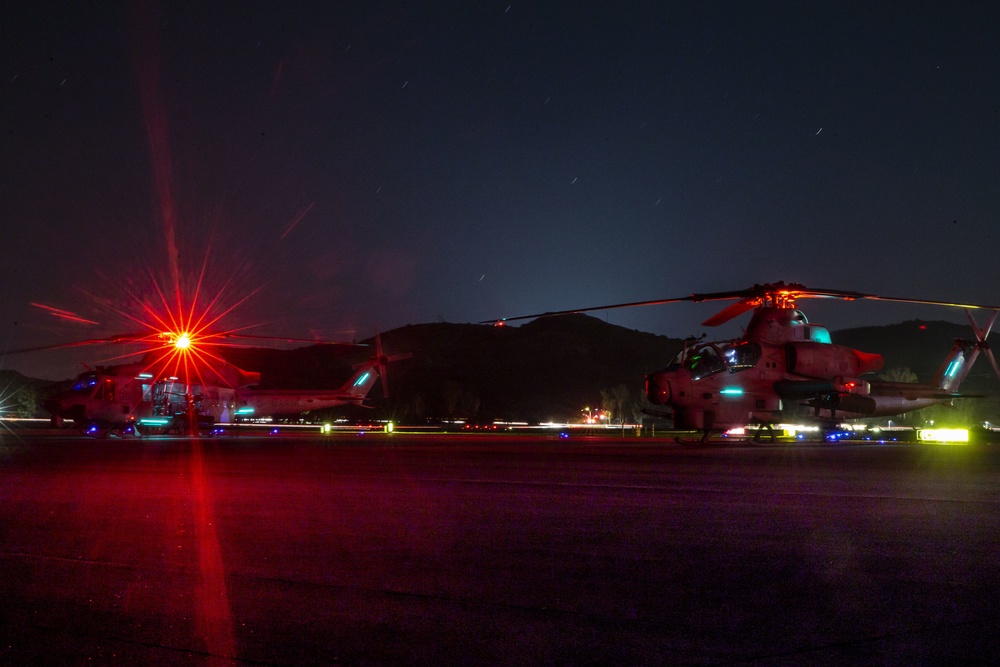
[2,433,1000,664]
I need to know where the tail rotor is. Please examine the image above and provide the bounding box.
[968,310,1000,383]
[355,333,411,399]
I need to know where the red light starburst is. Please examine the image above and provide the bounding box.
[107,272,265,390]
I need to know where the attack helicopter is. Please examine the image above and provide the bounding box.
[491,282,1000,439]
[23,330,406,435]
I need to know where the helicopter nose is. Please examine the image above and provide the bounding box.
[645,372,671,405]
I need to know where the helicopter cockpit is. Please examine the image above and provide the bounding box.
[670,341,762,381]
[69,373,100,394]
[58,371,119,402]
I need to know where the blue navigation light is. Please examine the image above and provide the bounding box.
[720,387,744,396]
[353,371,371,387]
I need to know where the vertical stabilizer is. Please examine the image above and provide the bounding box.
[932,340,979,393]
[931,311,1000,393]
[342,363,381,401]
[933,310,1000,393]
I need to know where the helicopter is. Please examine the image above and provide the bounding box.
[31,331,407,436]
[491,282,1000,439]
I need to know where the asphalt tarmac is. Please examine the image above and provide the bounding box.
[2,431,1000,665]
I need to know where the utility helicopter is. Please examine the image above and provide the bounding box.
[21,330,407,436]
[491,282,1000,440]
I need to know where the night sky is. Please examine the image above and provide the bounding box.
[3,2,999,379]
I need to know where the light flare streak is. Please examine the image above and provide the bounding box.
[30,303,100,325]
[73,241,271,391]
[0,378,28,453]
[129,1,182,311]
[105,267,266,391]
[279,201,315,240]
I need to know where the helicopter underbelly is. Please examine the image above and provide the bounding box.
[675,400,753,430]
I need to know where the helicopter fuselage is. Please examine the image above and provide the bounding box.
[645,334,883,430]
[43,362,383,433]
[645,305,987,431]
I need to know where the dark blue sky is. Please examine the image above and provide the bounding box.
[3,2,1000,378]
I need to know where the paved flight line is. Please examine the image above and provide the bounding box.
[3,422,967,446]
[2,433,1000,665]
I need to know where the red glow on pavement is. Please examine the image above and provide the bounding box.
[190,439,238,659]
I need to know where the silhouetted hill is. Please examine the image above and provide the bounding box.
[218,314,684,423]
[0,368,52,389]
[377,315,682,422]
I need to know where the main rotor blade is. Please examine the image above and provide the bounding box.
[486,283,872,325]
[5,333,156,354]
[484,289,753,324]
[702,301,758,327]
[7,331,366,355]
[858,295,1000,311]
[487,281,1000,326]
[219,333,365,347]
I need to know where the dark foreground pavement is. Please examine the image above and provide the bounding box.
[2,433,1000,665]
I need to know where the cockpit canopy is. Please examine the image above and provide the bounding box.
[70,373,100,393]
[670,341,762,380]
[68,372,118,401]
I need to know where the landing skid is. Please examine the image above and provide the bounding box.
[672,429,709,445]
[751,422,778,443]
[674,424,779,446]
[674,430,735,445]
[83,423,143,438]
